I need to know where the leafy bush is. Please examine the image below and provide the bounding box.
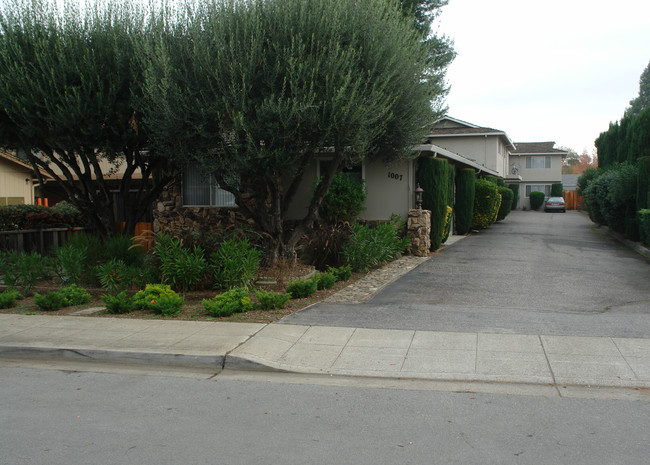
[203,288,252,317]
[211,237,261,289]
[102,291,136,314]
[496,186,514,221]
[637,157,650,210]
[103,235,145,267]
[0,250,49,295]
[455,169,475,235]
[529,191,545,211]
[286,278,318,299]
[472,179,501,228]
[58,284,91,306]
[316,271,336,290]
[327,265,352,282]
[318,173,366,223]
[155,233,209,291]
[133,284,184,316]
[639,209,650,246]
[342,216,410,272]
[0,289,23,309]
[34,291,67,311]
[551,183,564,197]
[55,243,87,284]
[583,163,638,234]
[64,232,104,271]
[255,289,291,310]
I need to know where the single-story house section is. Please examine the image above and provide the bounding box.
[508,142,567,209]
[0,149,39,206]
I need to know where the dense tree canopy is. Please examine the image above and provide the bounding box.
[0,0,173,236]
[142,0,453,262]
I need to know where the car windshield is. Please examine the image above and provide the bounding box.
[547,197,564,202]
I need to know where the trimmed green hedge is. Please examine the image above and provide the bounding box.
[455,169,475,235]
[0,204,82,231]
[639,209,650,246]
[471,179,501,229]
[551,183,563,197]
[508,183,519,210]
[529,191,545,210]
[496,186,514,221]
[637,156,650,210]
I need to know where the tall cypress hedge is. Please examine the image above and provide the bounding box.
[496,186,514,221]
[551,183,563,197]
[637,156,650,210]
[455,168,475,235]
[441,163,456,242]
[417,157,448,251]
[508,183,519,210]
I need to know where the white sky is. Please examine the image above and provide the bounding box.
[433,0,650,153]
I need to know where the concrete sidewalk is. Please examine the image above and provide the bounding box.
[1,314,649,390]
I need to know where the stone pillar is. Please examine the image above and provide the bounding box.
[407,209,431,256]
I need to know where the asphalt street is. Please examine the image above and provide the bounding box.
[282,211,650,337]
[2,366,649,465]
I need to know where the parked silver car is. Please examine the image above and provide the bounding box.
[544,196,566,213]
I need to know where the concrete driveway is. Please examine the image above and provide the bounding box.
[281,211,650,338]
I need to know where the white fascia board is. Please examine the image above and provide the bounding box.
[432,115,480,128]
[414,144,501,177]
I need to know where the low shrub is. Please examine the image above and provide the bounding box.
[34,291,67,311]
[316,271,336,290]
[133,284,184,316]
[0,289,23,309]
[255,289,291,310]
[96,259,153,293]
[102,291,136,314]
[58,284,91,306]
[0,250,49,295]
[342,216,409,272]
[286,278,318,299]
[327,265,352,282]
[529,191,545,211]
[203,287,252,317]
[211,237,261,289]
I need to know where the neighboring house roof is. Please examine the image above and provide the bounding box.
[511,142,568,156]
[426,116,516,151]
[0,150,54,180]
[414,143,501,177]
[562,174,580,190]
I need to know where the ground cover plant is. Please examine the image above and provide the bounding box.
[0,289,23,309]
[202,287,253,317]
[133,284,184,317]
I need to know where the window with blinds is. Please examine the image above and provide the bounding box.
[182,164,236,207]
[526,156,551,169]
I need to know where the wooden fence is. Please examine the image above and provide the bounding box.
[563,190,583,210]
[0,228,88,254]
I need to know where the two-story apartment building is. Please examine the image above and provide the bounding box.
[508,142,567,209]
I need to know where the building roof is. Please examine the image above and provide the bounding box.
[414,143,501,177]
[512,142,567,155]
[426,116,516,151]
[0,149,53,179]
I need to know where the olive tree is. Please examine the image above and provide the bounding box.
[143,0,450,263]
[0,0,173,237]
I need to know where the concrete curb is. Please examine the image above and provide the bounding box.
[599,224,650,261]
[0,345,224,369]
